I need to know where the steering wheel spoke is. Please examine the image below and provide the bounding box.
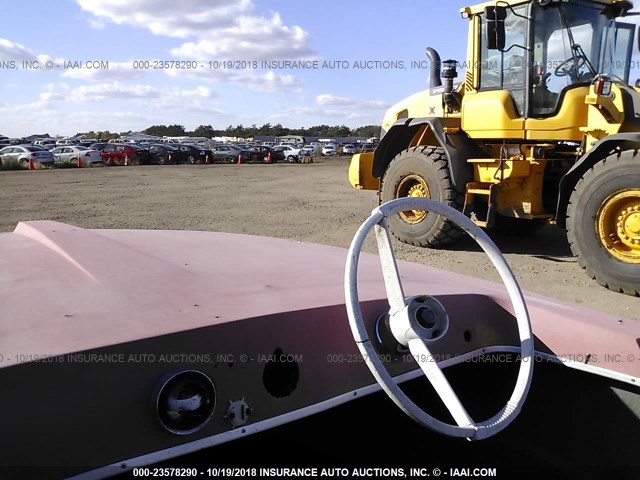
[373,218,407,315]
[408,338,475,429]
[345,198,534,440]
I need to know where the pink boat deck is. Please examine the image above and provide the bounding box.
[0,220,638,381]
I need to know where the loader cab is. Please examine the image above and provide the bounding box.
[465,0,636,139]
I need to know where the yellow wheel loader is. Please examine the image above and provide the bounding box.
[348,0,640,296]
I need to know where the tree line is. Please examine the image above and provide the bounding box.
[77,124,380,141]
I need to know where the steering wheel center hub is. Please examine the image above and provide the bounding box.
[390,295,449,345]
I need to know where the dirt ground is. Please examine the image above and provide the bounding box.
[1,158,638,320]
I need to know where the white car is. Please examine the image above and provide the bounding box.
[51,146,102,165]
[321,144,337,156]
[342,144,356,155]
[300,145,318,156]
[273,145,302,162]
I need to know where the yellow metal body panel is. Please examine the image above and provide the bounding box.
[461,90,525,139]
[582,83,631,147]
[408,119,462,149]
[464,15,480,93]
[348,153,379,191]
[472,160,531,183]
[524,87,590,141]
[471,160,547,218]
[469,155,548,218]
[495,161,547,218]
[381,91,446,135]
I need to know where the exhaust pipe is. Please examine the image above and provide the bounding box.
[425,47,442,88]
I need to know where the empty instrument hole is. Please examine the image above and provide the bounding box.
[262,348,299,398]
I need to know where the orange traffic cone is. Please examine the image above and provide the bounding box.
[28,158,35,170]
[267,152,272,164]
[237,154,243,165]
[77,154,82,168]
[205,154,210,164]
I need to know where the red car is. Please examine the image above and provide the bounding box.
[238,146,285,163]
[100,144,151,166]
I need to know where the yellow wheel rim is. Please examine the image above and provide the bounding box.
[396,175,431,224]
[597,189,640,263]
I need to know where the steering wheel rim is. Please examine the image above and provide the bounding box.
[344,198,534,440]
[554,56,586,78]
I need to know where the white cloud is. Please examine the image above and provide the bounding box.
[76,0,315,62]
[180,86,212,97]
[66,81,216,103]
[170,13,314,61]
[1,39,68,73]
[35,55,66,70]
[39,92,65,102]
[239,70,303,92]
[0,38,37,62]
[77,0,252,36]
[316,94,389,110]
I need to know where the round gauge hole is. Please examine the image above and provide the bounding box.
[155,370,216,435]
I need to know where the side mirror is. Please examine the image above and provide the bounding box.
[485,6,507,50]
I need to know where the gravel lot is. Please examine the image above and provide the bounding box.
[1,158,638,320]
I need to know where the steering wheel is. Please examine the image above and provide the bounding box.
[554,55,586,78]
[344,198,534,440]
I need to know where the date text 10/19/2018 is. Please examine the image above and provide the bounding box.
[133,467,407,477]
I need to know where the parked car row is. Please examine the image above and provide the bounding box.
[1,139,374,169]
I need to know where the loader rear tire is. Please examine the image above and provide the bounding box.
[566,150,640,296]
[380,146,464,248]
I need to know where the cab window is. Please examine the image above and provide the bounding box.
[479,4,528,115]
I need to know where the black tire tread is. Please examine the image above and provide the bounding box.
[566,150,640,296]
[382,146,464,248]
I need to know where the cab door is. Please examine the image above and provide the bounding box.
[462,4,528,139]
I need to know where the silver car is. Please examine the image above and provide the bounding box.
[50,146,102,165]
[342,144,356,155]
[0,145,54,166]
[210,144,245,163]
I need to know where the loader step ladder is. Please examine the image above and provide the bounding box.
[463,182,500,228]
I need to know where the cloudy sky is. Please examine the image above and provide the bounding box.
[1,0,639,137]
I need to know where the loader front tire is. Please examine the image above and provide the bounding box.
[566,150,640,296]
[381,146,464,248]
